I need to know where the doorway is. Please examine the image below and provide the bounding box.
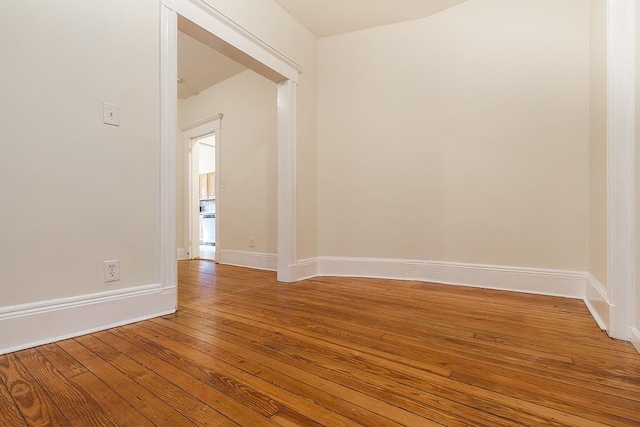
[181,114,221,261]
[197,134,216,260]
[160,1,301,290]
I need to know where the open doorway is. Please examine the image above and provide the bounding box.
[176,25,282,269]
[180,114,221,261]
[160,1,301,290]
[197,134,216,260]
[177,27,244,263]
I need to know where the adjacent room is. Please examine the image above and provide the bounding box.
[176,27,278,265]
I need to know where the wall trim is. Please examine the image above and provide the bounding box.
[315,257,585,299]
[164,0,302,83]
[181,113,223,134]
[160,5,179,295]
[217,250,277,271]
[0,284,176,355]
[631,327,640,354]
[295,258,319,281]
[177,248,189,260]
[276,80,298,282]
[606,0,636,340]
[585,274,610,331]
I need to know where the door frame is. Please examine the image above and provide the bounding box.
[606,0,636,341]
[160,0,302,295]
[181,114,222,261]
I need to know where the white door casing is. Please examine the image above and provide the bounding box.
[160,0,302,293]
[181,114,222,260]
[607,0,636,341]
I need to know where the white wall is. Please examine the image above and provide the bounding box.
[635,0,640,344]
[199,141,216,174]
[179,71,278,254]
[317,0,590,272]
[0,0,160,306]
[588,0,608,288]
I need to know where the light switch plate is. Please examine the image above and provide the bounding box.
[103,102,120,126]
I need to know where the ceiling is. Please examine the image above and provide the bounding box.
[273,0,468,38]
[177,31,246,99]
[177,1,468,98]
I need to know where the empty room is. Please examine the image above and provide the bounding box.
[1,0,640,425]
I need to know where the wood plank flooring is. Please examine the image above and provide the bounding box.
[1,260,640,426]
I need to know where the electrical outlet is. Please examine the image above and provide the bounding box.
[249,237,255,248]
[104,260,120,282]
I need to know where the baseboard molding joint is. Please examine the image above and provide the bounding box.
[295,258,318,281]
[631,327,640,354]
[177,247,189,260]
[584,274,610,331]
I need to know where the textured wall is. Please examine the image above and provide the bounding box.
[317,0,590,271]
[0,0,161,305]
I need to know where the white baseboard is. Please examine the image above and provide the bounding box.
[217,250,277,271]
[317,256,585,299]
[0,284,176,355]
[631,327,640,354]
[406,261,585,298]
[295,258,319,281]
[177,247,189,260]
[319,256,406,280]
[584,274,610,331]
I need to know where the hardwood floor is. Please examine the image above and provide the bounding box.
[1,261,640,426]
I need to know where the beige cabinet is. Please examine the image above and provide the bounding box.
[199,173,216,200]
[207,173,216,199]
[199,174,208,199]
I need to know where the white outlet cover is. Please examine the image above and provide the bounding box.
[104,259,120,282]
[103,102,120,126]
